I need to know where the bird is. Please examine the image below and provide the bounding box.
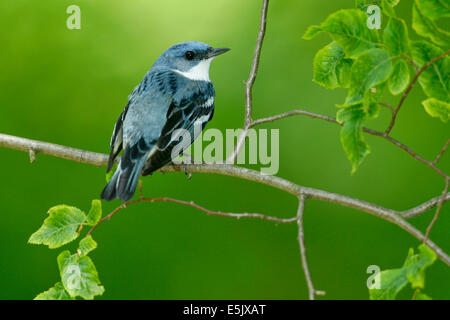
[101,41,230,202]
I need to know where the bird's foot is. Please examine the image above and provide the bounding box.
[182,153,193,180]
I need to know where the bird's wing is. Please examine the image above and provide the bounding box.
[107,68,215,177]
[121,70,174,159]
[142,79,215,174]
[106,84,141,172]
[107,68,177,172]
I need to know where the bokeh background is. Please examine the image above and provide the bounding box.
[0,0,448,299]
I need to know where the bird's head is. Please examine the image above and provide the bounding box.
[154,41,230,81]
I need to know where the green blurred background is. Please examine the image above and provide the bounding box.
[0,0,448,299]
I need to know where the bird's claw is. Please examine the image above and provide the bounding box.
[183,153,193,180]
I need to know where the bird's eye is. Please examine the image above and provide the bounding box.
[185,51,195,60]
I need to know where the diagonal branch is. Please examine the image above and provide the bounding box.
[385,49,450,135]
[423,178,449,244]
[432,139,450,165]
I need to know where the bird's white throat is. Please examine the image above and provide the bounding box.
[174,58,213,82]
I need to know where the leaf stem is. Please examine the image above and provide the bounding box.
[385,49,450,135]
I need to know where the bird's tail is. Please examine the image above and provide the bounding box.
[101,153,146,202]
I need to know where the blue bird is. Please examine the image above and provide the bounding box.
[101,41,230,201]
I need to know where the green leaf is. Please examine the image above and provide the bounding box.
[86,200,102,226]
[364,81,388,106]
[28,205,86,249]
[365,99,382,119]
[355,0,388,9]
[58,250,105,300]
[336,58,353,88]
[404,245,437,288]
[356,0,397,17]
[386,0,400,6]
[347,48,393,104]
[337,105,370,173]
[34,282,74,300]
[302,25,322,40]
[303,9,379,58]
[383,17,409,55]
[382,0,397,18]
[389,59,410,95]
[422,98,450,122]
[313,42,346,89]
[411,41,450,102]
[412,1,450,47]
[369,245,437,300]
[355,0,370,10]
[78,235,98,256]
[416,0,450,20]
[57,250,71,271]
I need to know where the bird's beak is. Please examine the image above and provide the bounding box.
[207,47,230,58]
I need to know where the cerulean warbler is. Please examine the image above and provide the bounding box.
[101,41,230,201]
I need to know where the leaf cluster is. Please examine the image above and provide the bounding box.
[30,200,105,300]
[369,244,437,300]
[304,0,449,172]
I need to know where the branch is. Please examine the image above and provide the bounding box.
[400,54,419,73]
[0,133,107,166]
[245,0,269,124]
[378,102,394,113]
[423,178,449,243]
[385,49,450,135]
[248,110,449,179]
[296,193,325,300]
[227,0,269,163]
[86,196,298,236]
[251,110,337,127]
[432,139,450,165]
[1,133,449,265]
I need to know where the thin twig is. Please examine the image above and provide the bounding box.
[227,127,249,164]
[86,197,298,236]
[432,139,450,165]
[296,193,324,300]
[79,188,450,267]
[247,110,449,179]
[378,102,395,113]
[227,0,269,163]
[401,192,450,219]
[365,128,448,179]
[385,49,450,135]
[400,54,419,73]
[251,110,337,127]
[245,0,269,125]
[423,178,449,244]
